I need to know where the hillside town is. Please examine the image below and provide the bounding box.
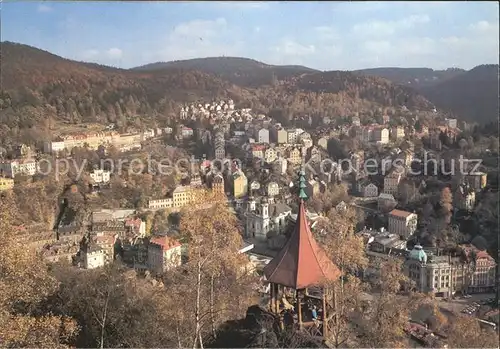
[1,97,498,347]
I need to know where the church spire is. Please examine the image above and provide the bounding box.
[298,169,308,201]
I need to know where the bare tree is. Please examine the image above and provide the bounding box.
[447,314,499,348]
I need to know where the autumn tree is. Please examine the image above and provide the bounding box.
[50,263,185,348]
[307,184,349,215]
[0,194,79,347]
[167,190,257,348]
[360,259,427,348]
[423,300,447,333]
[447,314,499,348]
[325,275,368,348]
[437,187,453,224]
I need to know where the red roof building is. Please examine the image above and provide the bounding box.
[263,200,341,289]
[150,236,182,251]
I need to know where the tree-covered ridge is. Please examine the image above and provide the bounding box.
[1,41,434,133]
[133,56,318,87]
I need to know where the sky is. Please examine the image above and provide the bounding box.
[2,1,499,70]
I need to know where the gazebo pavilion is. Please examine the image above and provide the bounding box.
[263,171,342,339]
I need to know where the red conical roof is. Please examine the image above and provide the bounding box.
[263,200,341,289]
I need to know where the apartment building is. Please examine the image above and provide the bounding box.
[172,185,193,207]
[360,181,378,197]
[266,181,280,197]
[445,118,458,129]
[317,137,328,150]
[384,170,403,195]
[43,131,142,153]
[0,159,38,178]
[454,183,476,211]
[180,127,194,138]
[352,116,361,127]
[257,128,270,144]
[287,147,302,165]
[233,170,248,199]
[287,129,299,144]
[391,126,405,140]
[388,209,418,239]
[251,144,266,159]
[465,172,487,192]
[148,198,173,210]
[264,147,277,163]
[147,236,182,275]
[373,127,390,144]
[277,129,288,144]
[405,244,496,297]
[0,177,14,191]
[82,245,106,269]
[93,234,116,264]
[90,169,111,185]
[214,131,225,160]
[211,173,225,195]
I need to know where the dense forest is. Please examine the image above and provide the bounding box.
[1,42,434,142]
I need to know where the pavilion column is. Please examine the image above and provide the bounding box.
[296,289,303,329]
[322,286,328,339]
[275,284,280,315]
[332,285,338,323]
[269,283,275,312]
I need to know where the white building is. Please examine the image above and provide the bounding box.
[257,128,270,144]
[148,198,173,210]
[360,181,378,198]
[388,209,418,239]
[377,193,397,212]
[181,127,194,138]
[147,236,182,275]
[43,141,65,153]
[245,198,292,240]
[82,245,106,269]
[276,157,288,175]
[90,169,111,185]
[264,148,277,163]
[287,129,299,144]
[374,128,390,144]
[445,118,457,129]
[0,159,39,178]
[214,131,225,160]
[266,181,280,197]
[384,170,403,195]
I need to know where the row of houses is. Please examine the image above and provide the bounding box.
[148,173,225,210]
[43,131,143,153]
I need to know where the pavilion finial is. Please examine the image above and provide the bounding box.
[297,169,308,201]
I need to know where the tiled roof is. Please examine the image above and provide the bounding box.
[263,200,341,289]
[389,209,414,218]
[150,236,181,251]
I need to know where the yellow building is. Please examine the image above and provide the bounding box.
[172,185,192,207]
[211,173,225,194]
[0,177,14,191]
[465,172,487,191]
[232,171,248,199]
[287,147,302,165]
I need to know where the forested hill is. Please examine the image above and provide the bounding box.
[353,67,466,88]
[133,56,318,87]
[418,64,499,125]
[354,65,499,124]
[1,41,434,138]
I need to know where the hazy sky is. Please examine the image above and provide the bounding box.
[2,1,499,70]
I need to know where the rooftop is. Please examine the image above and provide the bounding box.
[389,209,415,218]
[263,199,341,289]
[150,236,182,251]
